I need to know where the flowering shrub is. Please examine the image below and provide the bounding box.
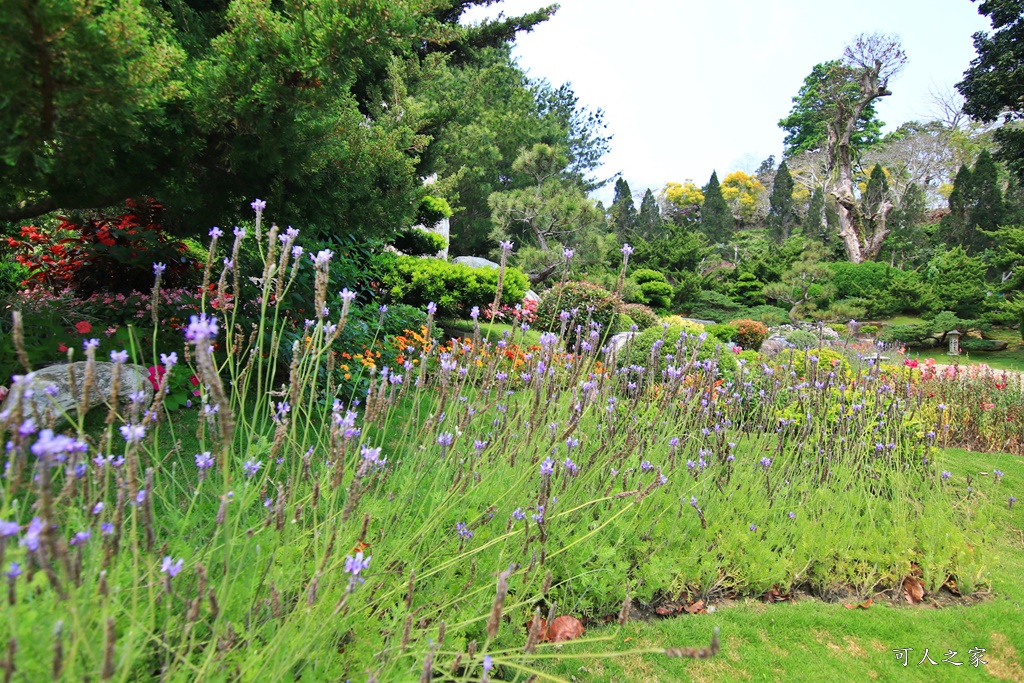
[728,318,770,350]
[5,198,200,296]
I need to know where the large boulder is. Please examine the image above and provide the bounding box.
[451,256,500,270]
[1,362,153,427]
[524,289,540,302]
[759,337,787,358]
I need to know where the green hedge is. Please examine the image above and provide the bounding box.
[381,255,528,318]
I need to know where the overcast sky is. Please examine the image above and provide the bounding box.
[464,0,992,203]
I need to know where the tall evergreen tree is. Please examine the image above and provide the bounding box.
[805,187,826,239]
[766,160,796,243]
[636,188,662,240]
[968,149,1005,252]
[609,177,637,237]
[700,171,733,244]
[942,164,974,250]
[884,183,931,268]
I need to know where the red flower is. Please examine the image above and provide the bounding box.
[58,342,68,352]
[75,321,92,334]
[147,365,166,391]
[904,359,919,368]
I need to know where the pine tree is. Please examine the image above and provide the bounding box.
[609,177,637,237]
[766,160,796,244]
[861,164,889,218]
[969,149,1004,252]
[700,171,733,244]
[636,188,662,240]
[805,187,825,239]
[942,164,974,251]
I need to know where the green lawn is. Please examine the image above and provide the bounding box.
[906,346,1024,373]
[533,448,1024,683]
[443,318,544,346]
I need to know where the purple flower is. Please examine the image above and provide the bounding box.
[5,563,21,579]
[251,198,267,214]
[437,432,454,447]
[361,445,386,468]
[345,551,371,591]
[101,523,114,535]
[474,440,487,451]
[160,556,184,578]
[184,314,219,343]
[19,517,44,551]
[690,496,698,508]
[788,511,796,519]
[119,424,146,443]
[620,243,634,257]
[83,338,100,351]
[669,437,679,447]
[426,301,437,316]
[566,436,579,451]
[483,655,493,673]
[18,418,37,437]
[499,240,514,252]
[456,522,473,539]
[512,508,525,520]
[110,350,129,363]
[153,263,166,275]
[243,459,262,477]
[563,248,575,260]
[209,227,223,238]
[195,452,215,470]
[470,306,480,320]
[941,471,952,480]
[0,521,19,537]
[1010,496,1017,509]
[70,530,91,546]
[759,457,772,469]
[339,288,356,303]
[749,523,758,531]
[92,502,105,515]
[135,490,147,505]
[640,460,654,471]
[539,458,555,476]
[563,458,579,475]
[994,469,1004,479]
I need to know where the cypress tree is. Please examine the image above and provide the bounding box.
[969,149,1004,252]
[942,164,974,250]
[636,188,662,240]
[609,177,637,237]
[861,164,889,218]
[805,187,825,239]
[767,160,795,243]
[700,171,733,244]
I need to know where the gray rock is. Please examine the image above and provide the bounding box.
[1,362,153,427]
[452,256,500,270]
[606,331,636,356]
[759,337,787,358]
[524,289,540,302]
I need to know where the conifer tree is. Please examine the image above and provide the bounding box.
[766,160,796,243]
[636,188,662,240]
[609,177,637,237]
[968,149,1004,252]
[700,171,734,244]
[805,187,825,239]
[942,164,974,250]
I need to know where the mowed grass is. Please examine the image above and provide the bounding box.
[532,447,1024,683]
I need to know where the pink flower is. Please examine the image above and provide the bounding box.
[904,359,919,368]
[147,365,166,391]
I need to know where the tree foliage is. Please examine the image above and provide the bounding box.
[700,171,734,244]
[720,171,765,224]
[767,161,797,243]
[958,0,1024,184]
[778,61,885,157]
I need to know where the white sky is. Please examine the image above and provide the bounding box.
[464,0,992,203]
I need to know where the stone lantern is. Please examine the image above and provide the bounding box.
[947,329,961,356]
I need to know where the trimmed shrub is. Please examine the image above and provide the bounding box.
[659,316,705,334]
[535,280,623,343]
[627,326,738,378]
[783,329,819,350]
[381,255,528,318]
[637,279,673,310]
[615,314,636,333]
[417,195,453,228]
[960,338,1006,352]
[858,324,879,336]
[632,268,669,285]
[622,303,658,330]
[685,289,741,322]
[728,318,769,350]
[773,348,852,381]
[707,323,738,343]
[391,228,447,255]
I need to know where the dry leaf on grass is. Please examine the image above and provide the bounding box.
[684,599,707,614]
[903,576,926,604]
[843,598,873,609]
[546,615,585,642]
